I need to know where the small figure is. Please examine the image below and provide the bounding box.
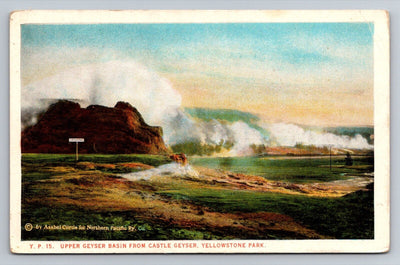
[345,152,353,166]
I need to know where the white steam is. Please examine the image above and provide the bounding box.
[23,61,181,129]
[228,122,265,155]
[22,60,373,154]
[268,123,373,150]
[122,163,199,181]
[22,60,266,155]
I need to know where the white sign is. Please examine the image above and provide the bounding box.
[69,138,85,143]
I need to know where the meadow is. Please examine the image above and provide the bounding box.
[190,155,374,183]
[21,153,374,240]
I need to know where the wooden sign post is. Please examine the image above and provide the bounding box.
[69,138,85,161]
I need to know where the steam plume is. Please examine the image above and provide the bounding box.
[22,60,373,154]
[267,123,373,149]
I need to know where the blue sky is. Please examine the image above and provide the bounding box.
[21,23,374,126]
[22,23,373,65]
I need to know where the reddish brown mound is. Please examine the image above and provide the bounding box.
[21,100,169,154]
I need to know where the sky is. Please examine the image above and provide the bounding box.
[21,23,374,127]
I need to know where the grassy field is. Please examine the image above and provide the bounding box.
[190,156,374,183]
[159,185,374,239]
[22,153,170,166]
[21,153,374,240]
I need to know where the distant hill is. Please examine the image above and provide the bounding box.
[184,107,270,138]
[22,100,169,154]
[184,107,260,123]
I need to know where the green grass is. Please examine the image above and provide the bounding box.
[21,205,224,241]
[22,153,171,178]
[21,153,225,240]
[190,156,374,183]
[21,154,374,240]
[158,186,374,239]
[22,153,171,175]
[22,153,170,166]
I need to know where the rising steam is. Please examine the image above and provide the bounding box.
[23,61,182,129]
[267,123,373,149]
[22,60,373,155]
[123,163,199,181]
[22,61,266,155]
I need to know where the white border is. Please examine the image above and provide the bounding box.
[9,10,390,254]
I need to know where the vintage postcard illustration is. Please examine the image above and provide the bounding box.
[10,10,390,253]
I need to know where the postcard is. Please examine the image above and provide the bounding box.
[9,10,390,253]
